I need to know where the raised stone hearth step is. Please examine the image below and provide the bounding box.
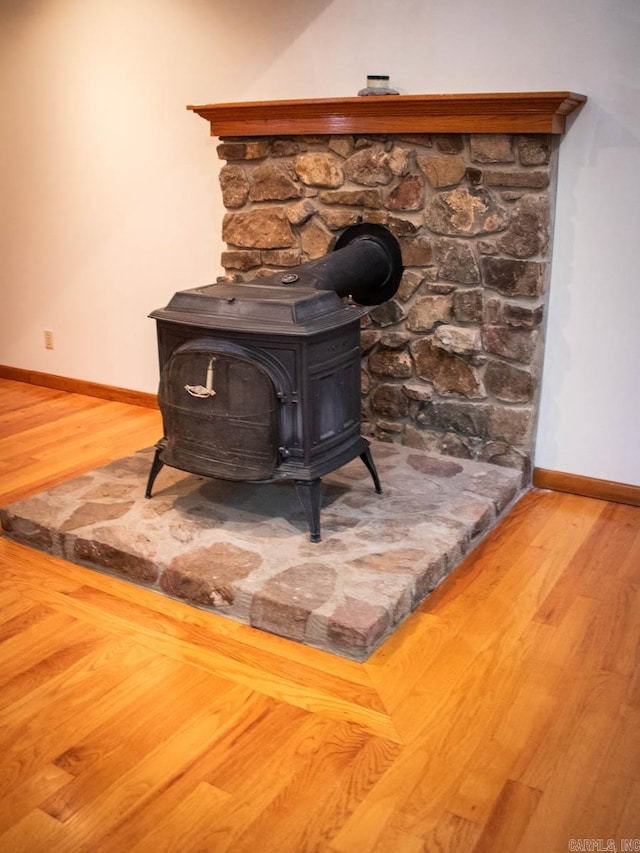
[0,443,523,660]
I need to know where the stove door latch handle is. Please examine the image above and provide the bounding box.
[184,384,216,398]
[185,356,217,398]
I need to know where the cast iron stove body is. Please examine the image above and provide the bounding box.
[146,224,403,541]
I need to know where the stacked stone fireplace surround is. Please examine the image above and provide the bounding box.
[216,129,556,477]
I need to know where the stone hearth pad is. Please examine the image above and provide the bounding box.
[0,443,522,660]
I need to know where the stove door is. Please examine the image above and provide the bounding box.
[159,341,278,481]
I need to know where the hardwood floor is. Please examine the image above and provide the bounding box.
[0,377,639,852]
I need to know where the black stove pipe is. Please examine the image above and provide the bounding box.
[261,223,404,307]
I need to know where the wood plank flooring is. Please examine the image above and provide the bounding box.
[0,377,639,852]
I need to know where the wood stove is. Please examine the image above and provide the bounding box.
[145,224,403,541]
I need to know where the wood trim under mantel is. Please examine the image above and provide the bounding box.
[188,91,587,137]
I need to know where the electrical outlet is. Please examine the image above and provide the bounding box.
[44,330,54,350]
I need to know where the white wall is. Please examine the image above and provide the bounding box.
[1,0,638,486]
[0,0,331,391]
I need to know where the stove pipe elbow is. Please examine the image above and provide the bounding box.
[279,224,404,307]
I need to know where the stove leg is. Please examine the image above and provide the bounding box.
[360,446,382,494]
[145,444,165,499]
[295,478,322,543]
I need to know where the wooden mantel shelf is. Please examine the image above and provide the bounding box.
[187,91,586,137]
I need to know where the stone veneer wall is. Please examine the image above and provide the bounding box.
[216,131,557,477]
